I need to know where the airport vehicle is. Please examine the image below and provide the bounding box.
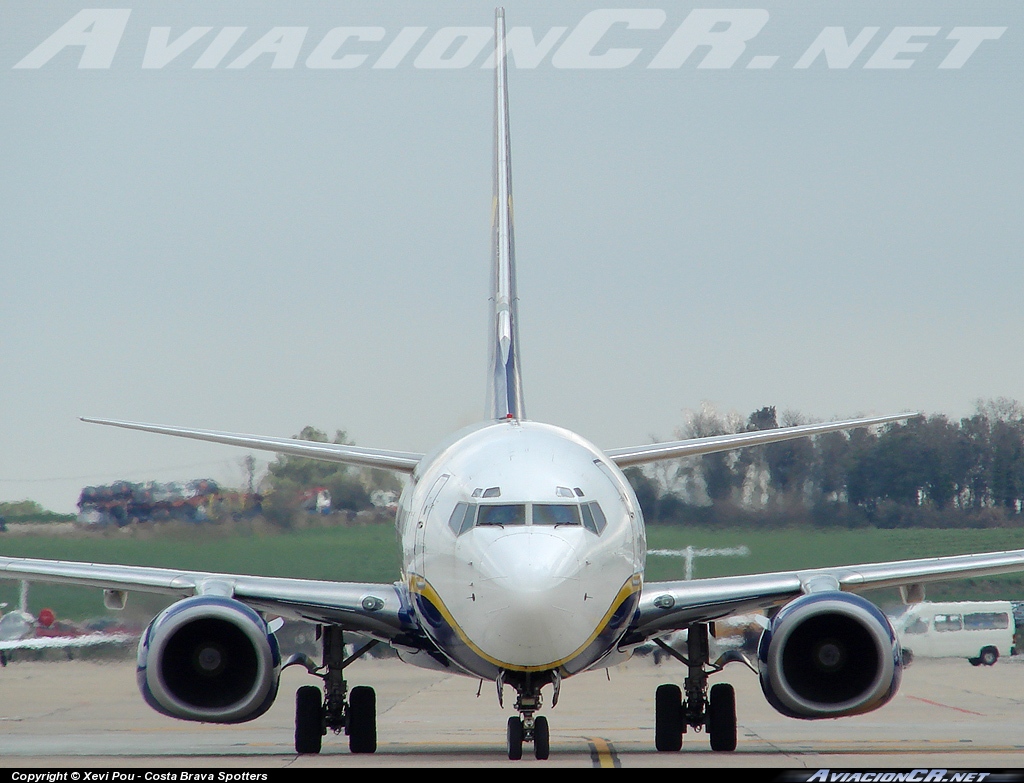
[896,601,1016,666]
[3,9,1024,761]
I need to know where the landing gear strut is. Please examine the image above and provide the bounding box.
[500,671,554,760]
[654,623,738,753]
[290,625,379,754]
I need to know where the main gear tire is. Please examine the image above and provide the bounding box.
[707,683,737,752]
[294,685,323,755]
[348,685,377,754]
[655,683,683,752]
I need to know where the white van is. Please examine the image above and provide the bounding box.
[895,601,1016,666]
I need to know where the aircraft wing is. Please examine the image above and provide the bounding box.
[81,418,424,474]
[0,555,412,642]
[0,632,136,652]
[605,413,915,468]
[629,547,1024,642]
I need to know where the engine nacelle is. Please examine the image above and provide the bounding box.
[137,596,281,724]
[758,592,902,719]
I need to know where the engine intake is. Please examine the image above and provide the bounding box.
[137,596,281,723]
[758,592,902,719]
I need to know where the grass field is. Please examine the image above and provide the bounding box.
[1,521,1022,621]
[643,525,1024,605]
[0,521,401,623]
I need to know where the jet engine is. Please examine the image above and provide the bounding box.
[757,592,902,719]
[137,595,281,723]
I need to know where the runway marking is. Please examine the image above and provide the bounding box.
[587,737,620,768]
[906,695,985,715]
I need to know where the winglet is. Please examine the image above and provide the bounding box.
[486,8,526,421]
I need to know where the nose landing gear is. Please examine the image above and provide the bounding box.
[500,672,554,760]
[507,713,549,760]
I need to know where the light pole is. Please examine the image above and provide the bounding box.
[648,546,751,580]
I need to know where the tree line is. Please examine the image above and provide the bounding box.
[261,426,402,527]
[624,398,1024,529]
[259,401,1024,530]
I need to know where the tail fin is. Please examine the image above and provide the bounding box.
[487,8,526,421]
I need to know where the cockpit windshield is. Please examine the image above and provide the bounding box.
[532,504,581,526]
[449,501,607,535]
[477,504,527,527]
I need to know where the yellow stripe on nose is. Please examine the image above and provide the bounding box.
[408,572,641,673]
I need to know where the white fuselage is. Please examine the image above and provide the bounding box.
[396,419,646,680]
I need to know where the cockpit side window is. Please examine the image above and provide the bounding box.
[581,502,607,535]
[477,504,526,527]
[448,502,477,536]
[533,504,581,526]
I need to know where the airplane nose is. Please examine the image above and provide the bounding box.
[478,531,585,666]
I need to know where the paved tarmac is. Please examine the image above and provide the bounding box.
[0,653,1023,768]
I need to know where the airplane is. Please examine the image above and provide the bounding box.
[0,580,136,665]
[3,8,1024,761]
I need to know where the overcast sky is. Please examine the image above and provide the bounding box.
[2,1,1021,513]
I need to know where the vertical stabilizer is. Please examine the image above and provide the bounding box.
[487,8,526,421]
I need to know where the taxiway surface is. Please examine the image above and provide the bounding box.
[0,654,1022,768]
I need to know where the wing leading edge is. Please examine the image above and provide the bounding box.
[0,555,411,642]
[629,547,1024,643]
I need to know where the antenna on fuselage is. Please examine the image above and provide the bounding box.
[487,7,526,422]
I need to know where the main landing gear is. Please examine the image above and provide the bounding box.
[290,625,379,755]
[654,622,741,753]
[499,671,557,760]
